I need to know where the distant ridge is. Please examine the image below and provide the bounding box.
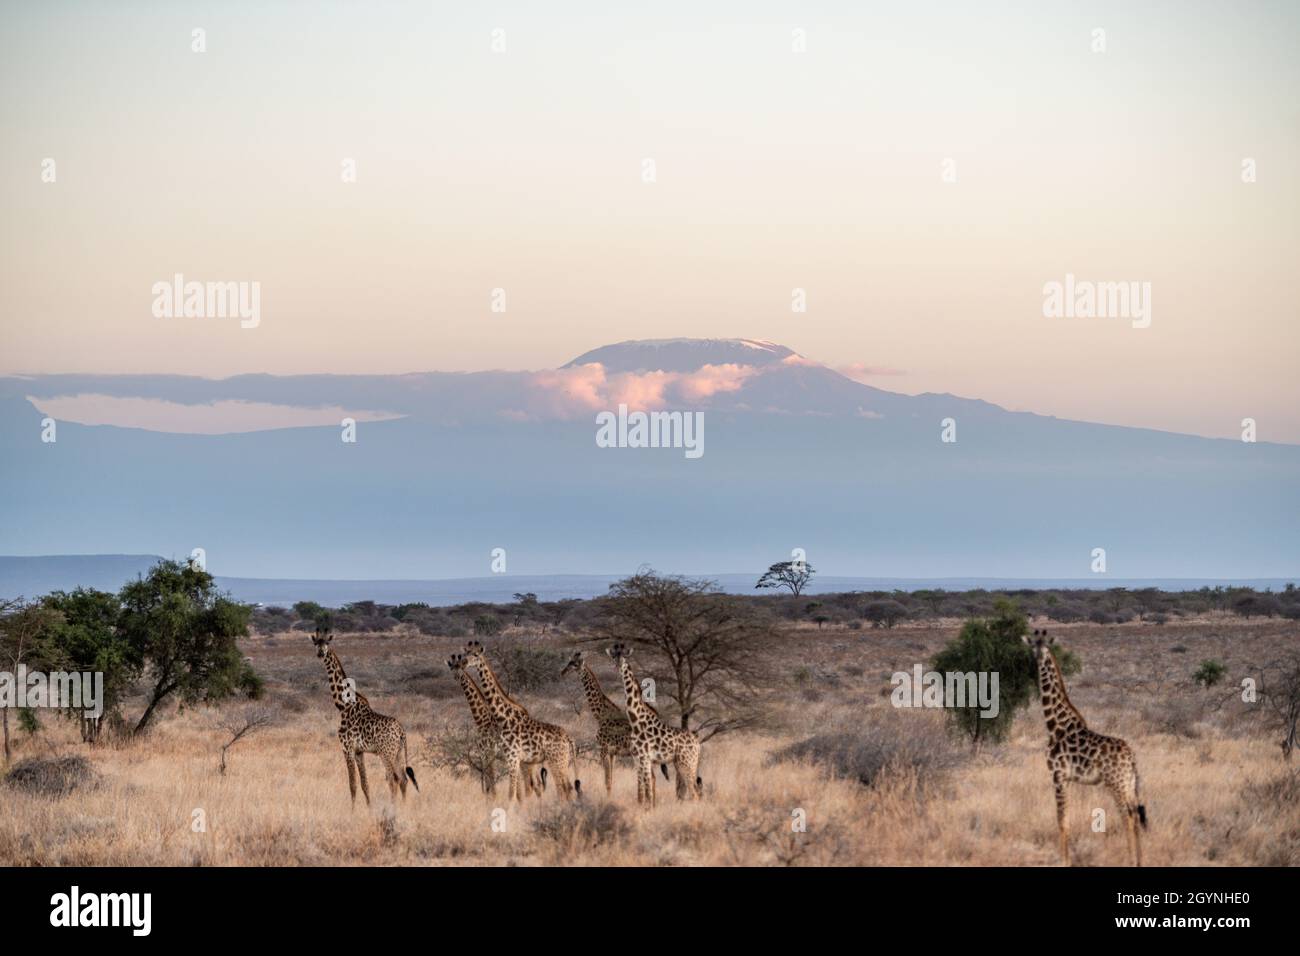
[0,554,164,598]
[1,556,1293,608]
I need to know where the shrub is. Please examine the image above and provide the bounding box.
[473,615,503,637]
[770,713,961,789]
[4,755,100,797]
[532,801,631,851]
[863,600,908,629]
[1194,659,1226,687]
[1046,604,1085,623]
[494,645,568,694]
[928,600,1037,747]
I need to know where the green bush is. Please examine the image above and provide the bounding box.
[929,599,1037,748]
[1193,659,1226,687]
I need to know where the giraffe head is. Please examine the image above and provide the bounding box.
[1022,627,1054,663]
[560,650,587,677]
[606,642,632,664]
[461,640,488,670]
[311,625,334,658]
[447,652,468,673]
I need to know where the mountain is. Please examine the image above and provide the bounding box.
[1,339,1296,580]
[565,338,797,372]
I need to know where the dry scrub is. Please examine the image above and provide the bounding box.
[1,619,1295,866]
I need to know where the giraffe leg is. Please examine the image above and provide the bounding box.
[508,758,523,802]
[343,750,358,806]
[355,751,372,806]
[1053,775,1069,866]
[674,754,690,800]
[381,753,401,801]
[398,738,411,798]
[1115,783,1143,867]
[637,757,656,808]
[521,760,544,797]
[603,750,614,795]
[1126,807,1141,867]
[677,747,702,800]
[549,763,574,801]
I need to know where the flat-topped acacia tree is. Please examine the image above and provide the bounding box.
[116,560,259,735]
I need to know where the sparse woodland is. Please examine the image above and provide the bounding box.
[1,567,1298,866]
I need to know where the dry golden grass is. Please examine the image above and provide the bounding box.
[2,618,1295,866]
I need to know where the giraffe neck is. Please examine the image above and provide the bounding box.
[454,669,495,732]
[619,659,657,725]
[322,648,351,710]
[473,658,528,720]
[580,663,620,716]
[1038,650,1086,738]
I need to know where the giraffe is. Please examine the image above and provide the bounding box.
[447,653,545,796]
[461,641,579,802]
[1024,628,1146,866]
[606,643,702,806]
[311,626,419,807]
[560,650,669,795]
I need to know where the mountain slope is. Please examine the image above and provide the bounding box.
[1,340,1296,579]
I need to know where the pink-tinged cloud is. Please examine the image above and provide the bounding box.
[524,363,608,418]
[526,362,763,414]
[675,363,757,400]
[781,354,822,368]
[608,369,675,409]
[836,362,908,382]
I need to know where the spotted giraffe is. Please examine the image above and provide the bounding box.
[606,643,701,806]
[447,653,544,796]
[561,650,669,795]
[312,627,418,807]
[461,641,579,802]
[1024,628,1146,866]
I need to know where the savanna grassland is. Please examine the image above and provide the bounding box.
[1,616,1296,867]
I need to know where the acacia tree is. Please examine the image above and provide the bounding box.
[755,560,816,597]
[594,570,774,741]
[0,598,64,764]
[117,560,259,736]
[42,587,137,743]
[1255,651,1300,760]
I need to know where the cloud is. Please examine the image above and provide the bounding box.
[781,354,822,367]
[27,394,403,434]
[674,363,757,400]
[608,369,676,409]
[526,362,760,414]
[835,362,907,382]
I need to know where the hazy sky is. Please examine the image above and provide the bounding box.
[2,1,1297,441]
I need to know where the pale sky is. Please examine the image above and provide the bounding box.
[2,1,1297,441]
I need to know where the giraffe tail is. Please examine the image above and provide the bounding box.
[402,737,419,791]
[1138,804,1147,829]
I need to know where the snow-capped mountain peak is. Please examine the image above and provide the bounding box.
[563,338,798,373]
